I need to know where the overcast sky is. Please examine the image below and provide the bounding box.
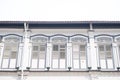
[0,0,120,21]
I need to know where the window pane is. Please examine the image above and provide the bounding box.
[99,45,104,51]
[11,51,17,59]
[80,52,86,59]
[3,51,9,59]
[80,45,85,51]
[106,52,112,59]
[33,46,39,51]
[60,52,65,59]
[39,52,45,59]
[106,45,111,51]
[100,52,105,59]
[32,52,38,59]
[53,45,58,51]
[52,52,59,59]
[73,52,79,59]
[73,45,79,52]
[60,45,65,48]
[40,45,46,51]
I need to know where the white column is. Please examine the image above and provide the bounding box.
[88,30,97,70]
[116,45,120,68]
[112,43,118,70]
[87,43,91,68]
[22,29,30,69]
[67,42,72,69]
[94,43,100,68]
[0,43,4,68]
[46,42,52,69]
[17,43,23,68]
[20,23,30,80]
[27,42,32,68]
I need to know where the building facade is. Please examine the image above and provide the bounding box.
[0,21,120,80]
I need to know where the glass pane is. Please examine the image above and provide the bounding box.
[60,59,65,68]
[100,59,106,68]
[32,52,38,59]
[52,52,59,59]
[100,52,105,59]
[73,59,79,69]
[5,45,11,51]
[80,45,85,51]
[39,59,45,68]
[73,52,79,59]
[3,51,9,59]
[107,59,113,68]
[60,49,65,51]
[40,45,46,51]
[99,45,104,51]
[2,59,9,68]
[81,59,87,68]
[11,51,17,59]
[31,59,38,68]
[10,59,16,68]
[60,52,65,59]
[52,60,58,68]
[39,52,45,59]
[106,52,112,59]
[80,52,86,59]
[73,45,79,52]
[106,45,111,51]
[53,45,58,51]
[60,45,65,48]
[33,46,39,51]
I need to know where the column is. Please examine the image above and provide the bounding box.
[67,42,72,70]
[112,43,118,70]
[88,30,97,70]
[46,42,52,70]
[87,43,91,68]
[21,23,30,69]
[0,43,4,68]
[16,43,23,69]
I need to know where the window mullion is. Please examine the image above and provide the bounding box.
[8,46,11,69]
[104,45,108,69]
[58,44,60,69]
[37,45,40,69]
[79,45,81,69]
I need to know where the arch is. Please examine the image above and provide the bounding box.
[70,34,88,38]
[30,34,49,38]
[50,34,68,43]
[94,34,113,43]
[94,34,113,38]
[3,34,22,38]
[0,35,3,42]
[114,34,120,42]
[31,34,49,43]
[3,34,22,42]
[50,34,68,37]
[70,34,89,43]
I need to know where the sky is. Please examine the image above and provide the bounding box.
[0,0,120,21]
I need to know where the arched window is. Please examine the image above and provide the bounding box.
[31,36,47,69]
[115,37,120,68]
[96,36,114,69]
[1,35,21,69]
[71,36,88,69]
[51,36,67,69]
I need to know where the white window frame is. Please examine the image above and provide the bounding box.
[0,35,22,70]
[95,36,114,70]
[51,36,68,70]
[115,36,120,69]
[70,35,88,70]
[30,36,48,69]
